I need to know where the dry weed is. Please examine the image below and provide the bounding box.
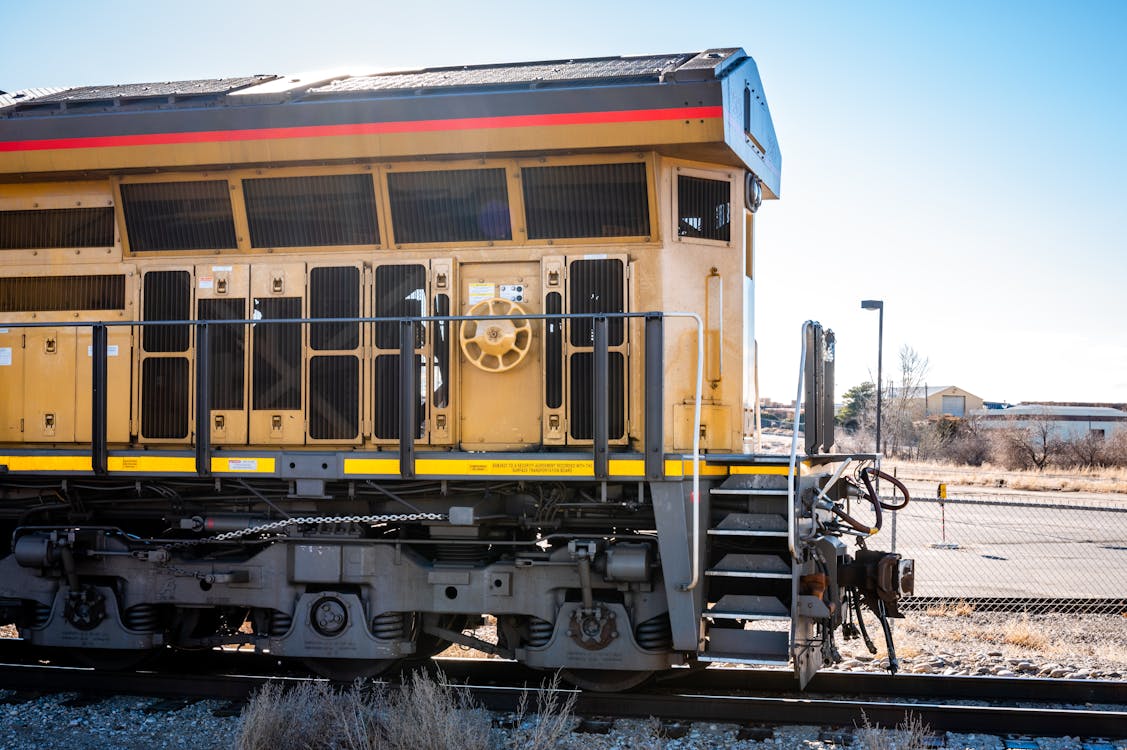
[1000,616,1049,651]
[854,710,931,750]
[236,681,362,750]
[922,600,975,617]
[505,671,577,750]
[382,669,492,750]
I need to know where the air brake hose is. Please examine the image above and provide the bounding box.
[831,467,911,534]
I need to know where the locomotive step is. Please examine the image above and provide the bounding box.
[705,553,792,579]
[707,513,788,536]
[709,488,788,496]
[705,594,790,621]
[700,628,789,664]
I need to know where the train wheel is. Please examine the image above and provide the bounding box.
[301,657,400,682]
[558,668,654,692]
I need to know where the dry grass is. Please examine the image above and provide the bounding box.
[854,711,931,750]
[922,599,976,617]
[884,458,1127,494]
[236,668,575,750]
[999,615,1050,650]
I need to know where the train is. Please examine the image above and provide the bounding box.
[0,48,912,690]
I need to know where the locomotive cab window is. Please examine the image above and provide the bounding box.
[676,173,732,243]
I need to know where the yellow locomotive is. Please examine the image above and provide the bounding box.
[0,49,911,688]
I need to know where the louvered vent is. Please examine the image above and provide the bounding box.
[567,259,626,441]
[0,208,114,249]
[0,275,124,312]
[198,298,245,410]
[252,297,301,410]
[373,354,426,440]
[244,174,379,248]
[310,266,360,351]
[141,358,189,439]
[568,259,624,347]
[142,271,190,353]
[677,175,731,241]
[387,169,510,243]
[522,163,649,239]
[373,264,427,440]
[121,180,237,251]
[545,292,563,409]
[569,352,625,440]
[310,356,360,439]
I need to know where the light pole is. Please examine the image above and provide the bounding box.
[861,300,883,457]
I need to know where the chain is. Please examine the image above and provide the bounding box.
[155,512,447,551]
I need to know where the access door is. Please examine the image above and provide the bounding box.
[195,263,250,445]
[250,263,305,445]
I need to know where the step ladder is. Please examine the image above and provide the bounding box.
[699,473,794,666]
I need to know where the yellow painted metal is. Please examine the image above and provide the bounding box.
[0,455,93,472]
[107,455,195,472]
[210,456,277,473]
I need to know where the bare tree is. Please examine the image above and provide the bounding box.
[882,345,930,458]
[993,415,1061,470]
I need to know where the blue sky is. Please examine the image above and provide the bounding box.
[2,0,1124,403]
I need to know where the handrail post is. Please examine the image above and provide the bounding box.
[399,319,416,479]
[592,316,608,480]
[91,324,108,475]
[644,314,664,480]
[195,322,210,476]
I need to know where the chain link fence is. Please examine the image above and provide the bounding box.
[878,488,1127,614]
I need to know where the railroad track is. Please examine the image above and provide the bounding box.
[1,650,1125,741]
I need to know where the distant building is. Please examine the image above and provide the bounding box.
[975,404,1127,441]
[886,385,984,419]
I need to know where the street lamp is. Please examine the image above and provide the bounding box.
[861,300,883,457]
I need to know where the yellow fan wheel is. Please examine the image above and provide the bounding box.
[459,297,533,373]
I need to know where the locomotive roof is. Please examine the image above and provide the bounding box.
[0,48,781,196]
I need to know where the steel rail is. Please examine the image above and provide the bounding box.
[2,661,1123,739]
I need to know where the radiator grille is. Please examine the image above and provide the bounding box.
[252,297,302,410]
[522,163,649,239]
[432,294,451,409]
[387,169,510,244]
[198,298,245,410]
[545,292,563,409]
[142,271,191,353]
[677,175,731,242]
[373,264,426,349]
[373,355,426,440]
[141,358,189,439]
[568,259,624,346]
[310,266,360,351]
[309,355,359,439]
[0,207,114,249]
[243,174,379,248]
[0,274,124,312]
[569,352,625,440]
[121,180,237,251]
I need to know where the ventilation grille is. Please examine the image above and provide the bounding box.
[252,297,301,410]
[198,298,245,410]
[522,163,649,239]
[310,266,360,351]
[373,354,426,440]
[309,355,359,439]
[142,271,190,353]
[121,180,236,251]
[244,174,379,248]
[677,175,731,242]
[373,264,426,349]
[569,352,625,440]
[432,294,451,409]
[0,208,114,249]
[0,274,124,312]
[568,259,624,346]
[141,358,189,439]
[545,292,563,409]
[387,169,510,244]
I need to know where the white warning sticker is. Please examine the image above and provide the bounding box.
[87,345,120,357]
[227,459,259,472]
[212,265,233,272]
[0,347,11,367]
[199,276,214,289]
[468,283,495,305]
